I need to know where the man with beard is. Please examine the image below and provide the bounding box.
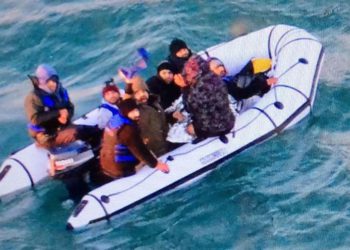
[97,80,121,129]
[179,55,235,144]
[121,75,169,156]
[99,98,169,179]
[25,64,100,150]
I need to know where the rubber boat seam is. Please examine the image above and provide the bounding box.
[173,102,275,158]
[170,99,278,160]
[250,107,277,128]
[9,157,35,188]
[106,170,158,198]
[86,194,110,222]
[87,129,279,225]
[309,47,324,102]
[86,100,312,226]
[84,48,323,227]
[274,28,298,57]
[277,38,321,57]
[268,25,277,59]
[233,102,276,133]
[274,84,310,102]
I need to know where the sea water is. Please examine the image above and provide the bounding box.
[0,0,350,249]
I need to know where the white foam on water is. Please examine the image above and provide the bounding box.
[320,33,350,86]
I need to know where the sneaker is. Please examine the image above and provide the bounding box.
[219,135,228,144]
[192,137,206,144]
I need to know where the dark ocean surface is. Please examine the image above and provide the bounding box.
[0,0,350,249]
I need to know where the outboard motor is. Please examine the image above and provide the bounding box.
[48,140,95,179]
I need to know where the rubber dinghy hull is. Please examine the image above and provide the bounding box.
[0,109,101,199]
[67,24,325,230]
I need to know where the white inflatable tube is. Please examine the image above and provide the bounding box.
[66,24,324,230]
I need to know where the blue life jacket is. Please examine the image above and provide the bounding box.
[40,87,70,109]
[28,86,70,134]
[99,103,119,116]
[108,114,137,164]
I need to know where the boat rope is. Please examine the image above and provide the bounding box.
[86,193,110,221]
[268,25,278,59]
[9,157,35,188]
[274,28,298,57]
[250,107,277,128]
[277,38,321,57]
[273,57,309,106]
[100,157,175,202]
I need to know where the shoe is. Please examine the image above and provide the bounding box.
[219,135,228,144]
[192,137,206,144]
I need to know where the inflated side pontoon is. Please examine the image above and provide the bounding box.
[66,24,324,230]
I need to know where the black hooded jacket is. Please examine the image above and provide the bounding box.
[146,75,181,110]
[166,50,192,74]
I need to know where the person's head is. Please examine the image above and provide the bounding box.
[102,84,120,105]
[46,75,59,93]
[208,58,227,77]
[157,61,175,84]
[130,76,149,104]
[183,54,210,86]
[33,64,59,93]
[118,99,140,121]
[169,38,190,58]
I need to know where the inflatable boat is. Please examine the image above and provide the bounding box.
[65,24,324,230]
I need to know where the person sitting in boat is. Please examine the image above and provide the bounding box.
[164,95,194,146]
[97,79,121,129]
[147,61,181,110]
[25,64,100,151]
[177,55,235,144]
[99,98,169,179]
[167,38,192,74]
[208,57,278,102]
[122,75,169,156]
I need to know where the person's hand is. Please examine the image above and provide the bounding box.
[174,74,186,88]
[172,111,185,122]
[186,123,196,136]
[143,137,149,145]
[266,77,278,86]
[58,109,69,124]
[48,157,56,177]
[55,127,77,144]
[118,69,132,84]
[155,161,170,173]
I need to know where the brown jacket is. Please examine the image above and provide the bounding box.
[100,121,158,178]
[25,86,75,147]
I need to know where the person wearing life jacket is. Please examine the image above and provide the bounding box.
[25,64,101,151]
[208,57,278,101]
[118,73,170,156]
[97,80,121,129]
[99,98,169,179]
[167,38,192,74]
